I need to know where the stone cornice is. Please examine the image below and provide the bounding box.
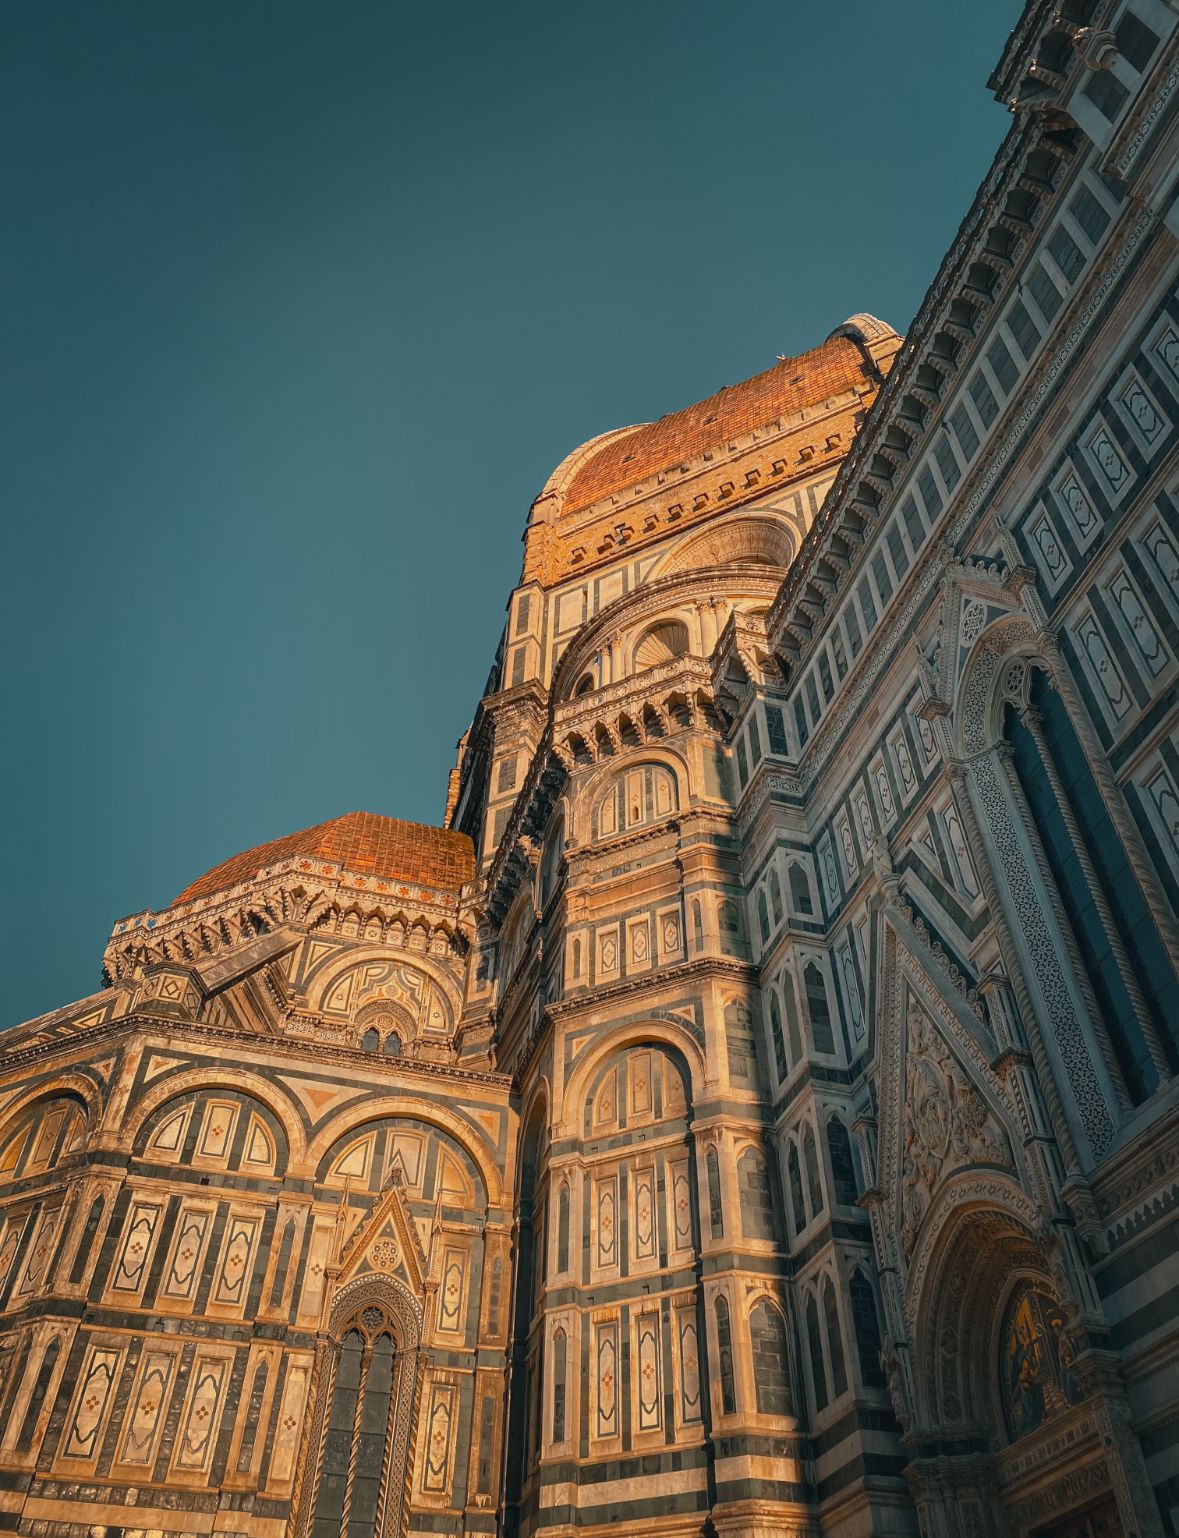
[0,1012,513,1093]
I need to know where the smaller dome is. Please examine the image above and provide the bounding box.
[826,313,901,346]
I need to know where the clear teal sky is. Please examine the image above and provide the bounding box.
[1,2,1021,1025]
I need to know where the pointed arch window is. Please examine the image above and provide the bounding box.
[551,1327,568,1443]
[769,991,787,1081]
[706,1147,724,1239]
[16,1338,60,1453]
[749,1299,791,1416]
[783,972,803,1063]
[1005,672,1179,1101]
[826,1116,859,1206]
[805,1294,828,1413]
[309,1297,413,1538]
[789,862,813,916]
[803,962,836,1054]
[68,1196,105,1286]
[556,1184,570,1275]
[769,869,784,926]
[849,1269,885,1388]
[757,889,771,945]
[787,1143,807,1235]
[715,1296,736,1414]
[803,1126,824,1217]
[823,1277,848,1396]
[736,1147,775,1240]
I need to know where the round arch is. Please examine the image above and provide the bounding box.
[0,1074,102,1140]
[568,746,690,846]
[953,613,1044,760]
[557,1019,706,1140]
[120,1067,308,1168]
[646,515,797,581]
[302,944,465,1031]
[305,1096,503,1207]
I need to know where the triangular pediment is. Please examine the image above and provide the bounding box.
[875,915,1016,1289]
[336,1161,428,1296]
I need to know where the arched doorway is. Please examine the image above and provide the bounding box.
[905,1200,1156,1538]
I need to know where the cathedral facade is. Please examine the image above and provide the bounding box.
[4,4,1179,1537]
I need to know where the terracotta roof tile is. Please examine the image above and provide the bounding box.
[561,335,870,515]
[172,813,474,906]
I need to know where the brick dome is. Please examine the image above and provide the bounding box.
[172,812,474,906]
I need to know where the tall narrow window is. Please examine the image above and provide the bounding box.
[68,1196,104,1286]
[769,992,787,1080]
[804,963,835,1054]
[787,1143,807,1235]
[551,1328,567,1443]
[1006,671,1179,1100]
[757,890,771,945]
[476,1393,496,1496]
[769,870,784,926]
[268,1218,298,1310]
[557,1185,570,1275]
[16,1339,60,1453]
[310,1311,402,1538]
[789,862,813,915]
[737,1148,775,1240]
[850,1269,885,1388]
[235,1361,269,1473]
[706,1148,724,1239]
[715,1297,736,1414]
[803,1127,824,1217]
[783,972,803,1063]
[749,1299,791,1416]
[823,1278,848,1396]
[826,1117,859,1206]
[805,1295,828,1413]
[692,900,704,953]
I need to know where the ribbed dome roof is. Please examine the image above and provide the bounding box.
[555,331,878,516]
[172,812,474,906]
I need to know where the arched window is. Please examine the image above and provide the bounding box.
[236,1361,269,1473]
[692,899,704,953]
[769,991,787,1080]
[1005,671,1179,1101]
[16,1338,60,1453]
[361,1028,380,1053]
[823,1278,848,1396]
[849,1269,885,1388]
[68,1196,104,1286]
[476,1391,496,1495]
[557,1184,570,1274]
[706,1148,724,1239]
[787,1143,806,1235]
[541,820,565,908]
[383,1033,401,1056]
[268,1218,298,1309]
[826,1117,859,1206]
[803,1126,824,1217]
[789,862,813,916]
[552,1328,568,1442]
[803,963,835,1054]
[737,1148,775,1240]
[715,1296,736,1414]
[783,972,803,1063]
[595,762,678,839]
[769,870,784,926]
[805,1294,828,1413]
[574,672,595,697]
[757,889,771,945]
[749,1299,791,1416]
[310,1317,398,1538]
